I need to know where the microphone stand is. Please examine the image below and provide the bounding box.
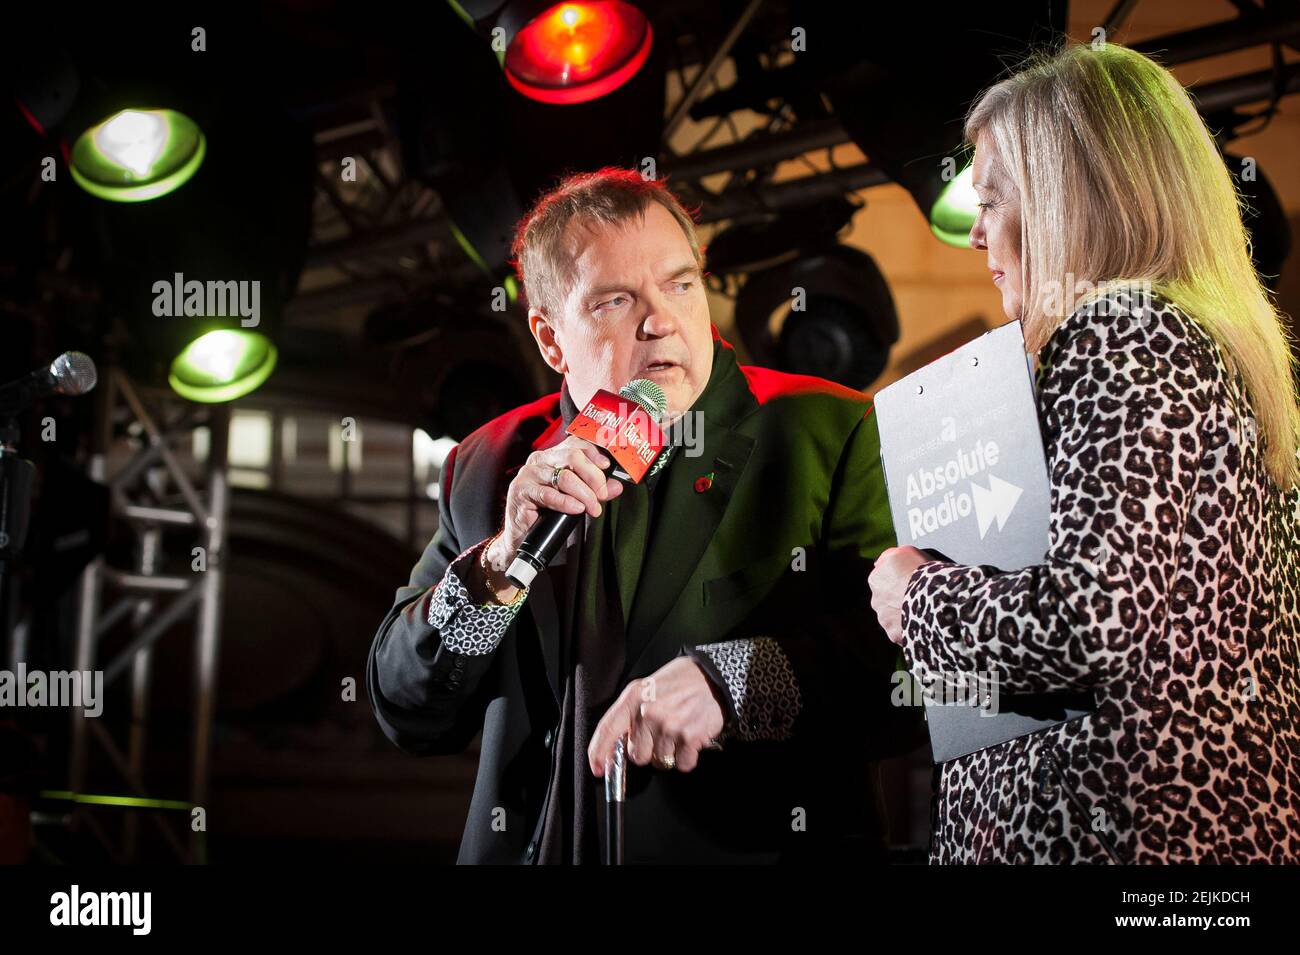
[0,415,36,652]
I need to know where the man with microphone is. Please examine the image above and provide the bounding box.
[367,167,920,863]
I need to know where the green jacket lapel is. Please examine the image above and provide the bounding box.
[623,341,757,673]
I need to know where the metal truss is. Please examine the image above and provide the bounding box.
[244,1,1300,323]
[64,369,229,863]
[660,1,1300,224]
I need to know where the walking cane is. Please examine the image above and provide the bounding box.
[604,735,626,865]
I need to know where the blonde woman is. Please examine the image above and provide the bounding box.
[869,42,1300,863]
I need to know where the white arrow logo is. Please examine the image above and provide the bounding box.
[971,473,1023,539]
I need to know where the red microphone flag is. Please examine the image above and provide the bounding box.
[565,389,666,484]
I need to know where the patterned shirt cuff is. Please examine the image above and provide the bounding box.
[681,647,739,738]
[690,637,802,742]
[427,541,527,656]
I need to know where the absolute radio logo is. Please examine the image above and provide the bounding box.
[903,437,1023,541]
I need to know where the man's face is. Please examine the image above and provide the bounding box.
[528,202,714,420]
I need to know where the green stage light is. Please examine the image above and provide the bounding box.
[930,162,979,248]
[169,329,277,403]
[70,108,206,203]
[39,790,193,811]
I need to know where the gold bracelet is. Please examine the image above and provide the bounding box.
[479,533,527,607]
[478,532,498,575]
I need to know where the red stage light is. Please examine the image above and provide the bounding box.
[504,2,653,105]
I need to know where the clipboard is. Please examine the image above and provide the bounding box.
[873,320,1094,762]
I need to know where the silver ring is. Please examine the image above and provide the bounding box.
[549,465,567,490]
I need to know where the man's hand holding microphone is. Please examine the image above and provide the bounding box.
[471,434,623,605]
[467,379,728,777]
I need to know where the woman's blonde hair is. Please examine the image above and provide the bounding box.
[966,41,1300,490]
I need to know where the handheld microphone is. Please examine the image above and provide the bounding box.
[506,378,668,589]
[0,352,98,415]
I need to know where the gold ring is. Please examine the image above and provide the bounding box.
[652,752,676,770]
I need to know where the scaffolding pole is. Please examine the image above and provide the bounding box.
[66,369,229,863]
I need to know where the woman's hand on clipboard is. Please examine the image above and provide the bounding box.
[868,546,953,646]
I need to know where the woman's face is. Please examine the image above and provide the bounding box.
[969,132,1024,324]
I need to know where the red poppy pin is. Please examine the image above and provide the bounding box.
[694,471,715,493]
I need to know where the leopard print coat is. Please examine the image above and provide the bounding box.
[900,285,1300,863]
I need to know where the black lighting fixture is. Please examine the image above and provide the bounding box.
[8,12,311,404]
[366,287,549,440]
[807,2,1066,249]
[88,104,312,404]
[453,0,655,105]
[77,46,313,402]
[12,24,211,204]
[708,198,899,390]
[399,1,664,282]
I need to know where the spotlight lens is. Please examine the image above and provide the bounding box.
[95,109,168,175]
[930,162,979,248]
[71,108,206,202]
[169,330,277,403]
[505,1,653,105]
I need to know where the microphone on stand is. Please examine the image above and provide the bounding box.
[1,351,98,573]
[0,351,98,415]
